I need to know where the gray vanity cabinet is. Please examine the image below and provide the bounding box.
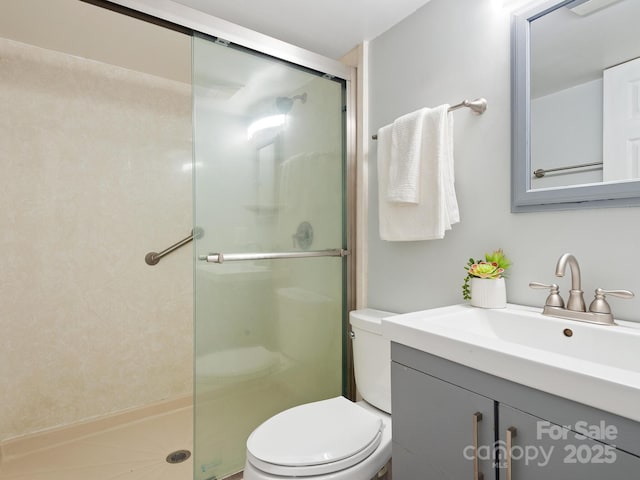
[391,362,495,479]
[391,343,640,480]
[498,404,639,479]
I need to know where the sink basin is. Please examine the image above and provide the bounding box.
[382,304,640,422]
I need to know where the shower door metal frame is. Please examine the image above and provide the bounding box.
[99,0,358,399]
[99,0,352,79]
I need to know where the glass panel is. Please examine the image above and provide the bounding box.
[192,34,346,480]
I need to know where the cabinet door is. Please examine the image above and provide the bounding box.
[498,404,640,480]
[391,362,494,480]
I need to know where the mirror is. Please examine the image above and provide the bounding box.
[511,0,640,212]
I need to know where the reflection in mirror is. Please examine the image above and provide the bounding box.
[511,0,640,211]
[530,0,640,189]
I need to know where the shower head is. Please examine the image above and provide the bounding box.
[275,92,307,113]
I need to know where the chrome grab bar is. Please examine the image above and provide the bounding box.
[198,248,349,264]
[145,228,202,266]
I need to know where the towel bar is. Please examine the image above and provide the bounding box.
[533,161,603,178]
[371,97,487,139]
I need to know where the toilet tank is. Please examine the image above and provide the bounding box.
[350,308,395,414]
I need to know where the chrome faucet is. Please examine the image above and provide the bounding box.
[530,253,634,326]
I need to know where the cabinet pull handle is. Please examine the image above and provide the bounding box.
[472,412,484,480]
[506,426,517,480]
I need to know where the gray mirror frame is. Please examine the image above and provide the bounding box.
[511,0,640,212]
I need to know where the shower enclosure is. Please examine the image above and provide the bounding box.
[191,34,351,479]
[0,1,353,477]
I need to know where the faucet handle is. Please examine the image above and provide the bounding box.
[529,282,565,308]
[597,289,634,299]
[529,281,554,289]
[589,288,634,314]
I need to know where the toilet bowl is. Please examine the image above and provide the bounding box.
[243,309,394,480]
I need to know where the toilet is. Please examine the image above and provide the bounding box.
[243,308,394,480]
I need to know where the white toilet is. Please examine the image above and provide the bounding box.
[243,308,394,480]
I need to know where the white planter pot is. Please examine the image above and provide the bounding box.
[470,277,506,309]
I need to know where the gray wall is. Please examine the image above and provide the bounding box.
[367,0,640,322]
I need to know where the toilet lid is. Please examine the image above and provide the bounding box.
[247,396,383,476]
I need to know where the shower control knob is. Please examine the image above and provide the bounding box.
[292,221,313,250]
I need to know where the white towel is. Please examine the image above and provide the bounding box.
[387,108,428,203]
[377,104,459,241]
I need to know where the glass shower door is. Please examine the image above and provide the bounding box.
[192,35,347,480]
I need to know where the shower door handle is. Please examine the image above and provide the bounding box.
[198,248,349,264]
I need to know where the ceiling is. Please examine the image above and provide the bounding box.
[172,0,433,59]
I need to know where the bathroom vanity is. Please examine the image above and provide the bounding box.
[383,305,640,479]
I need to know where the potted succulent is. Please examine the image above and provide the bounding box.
[462,249,512,308]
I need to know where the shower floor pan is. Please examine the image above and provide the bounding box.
[0,397,193,480]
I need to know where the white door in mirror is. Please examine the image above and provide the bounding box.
[603,57,640,182]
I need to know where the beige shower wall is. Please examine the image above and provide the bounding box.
[0,38,193,441]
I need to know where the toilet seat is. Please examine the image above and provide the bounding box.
[246,396,384,476]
